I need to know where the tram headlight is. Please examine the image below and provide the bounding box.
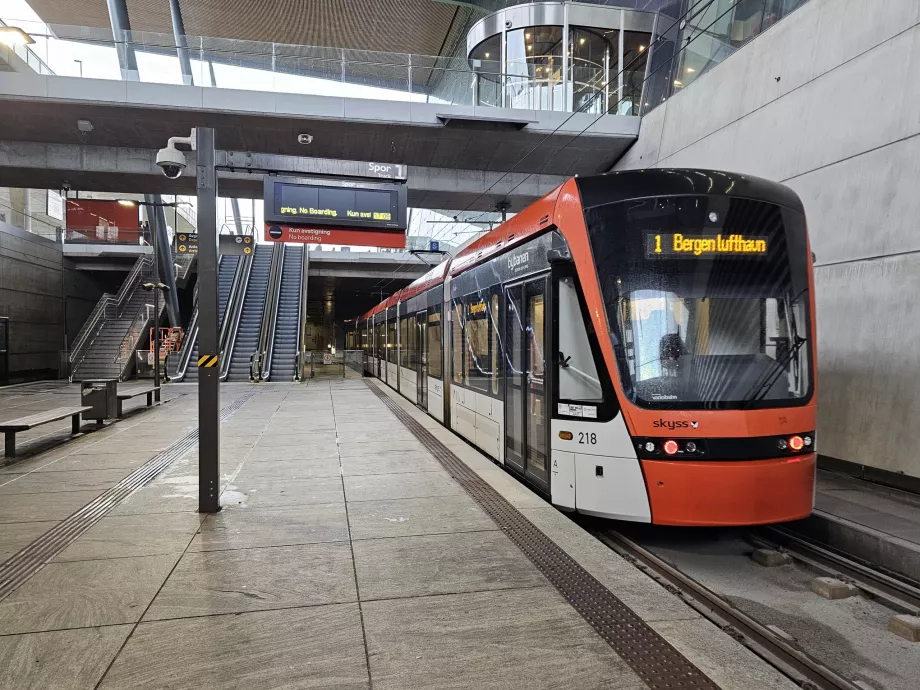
[685,441,697,453]
[663,440,679,455]
[644,441,656,452]
[777,438,788,450]
[803,435,813,447]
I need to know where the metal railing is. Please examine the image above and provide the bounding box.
[68,254,154,380]
[113,301,160,380]
[294,249,310,382]
[0,20,645,115]
[253,244,284,381]
[218,250,254,381]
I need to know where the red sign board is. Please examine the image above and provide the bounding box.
[264,224,406,249]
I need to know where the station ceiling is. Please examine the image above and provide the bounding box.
[28,0,475,58]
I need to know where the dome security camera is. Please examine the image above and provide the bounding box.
[156,143,187,179]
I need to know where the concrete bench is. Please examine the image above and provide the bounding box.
[116,385,160,418]
[0,406,92,458]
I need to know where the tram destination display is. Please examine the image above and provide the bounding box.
[646,232,768,258]
[263,176,407,230]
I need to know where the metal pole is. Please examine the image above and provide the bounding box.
[196,127,221,514]
[618,9,625,115]
[153,213,160,397]
[562,1,571,111]
[168,0,193,86]
[146,195,180,327]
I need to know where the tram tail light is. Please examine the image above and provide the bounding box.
[663,440,679,455]
[788,435,805,451]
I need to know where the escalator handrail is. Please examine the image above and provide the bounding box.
[167,308,198,381]
[218,252,254,381]
[257,244,285,381]
[295,247,309,381]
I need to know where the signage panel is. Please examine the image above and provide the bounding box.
[646,232,768,258]
[176,232,198,254]
[47,190,64,221]
[263,176,407,230]
[264,224,406,249]
[218,233,254,256]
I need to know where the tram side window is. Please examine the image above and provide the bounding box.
[377,323,385,360]
[428,307,442,378]
[387,319,397,364]
[452,299,464,384]
[557,277,604,402]
[465,292,492,394]
[407,313,417,371]
[399,317,409,368]
[490,293,500,395]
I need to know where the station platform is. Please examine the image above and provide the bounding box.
[0,378,801,690]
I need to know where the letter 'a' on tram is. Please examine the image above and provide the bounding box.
[358,169,816,526]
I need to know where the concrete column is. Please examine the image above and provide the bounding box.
[168,0,194,86]
[106,0,139,81]
[22,188,31,234]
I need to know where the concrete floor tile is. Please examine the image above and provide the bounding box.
[338,440,427,457]
[248,444,340,461]
[354,531,545,600]
[0,520,57,562]
[340,451,442,476]
[473,468,552,509]
[348,496,495,540]
[650,619,798,690]
[363,588,643,690]
[28,452,154,473]
[0,554,180,634]
[54,512,203,562]
[336,429,417,444]
[109,478,200,516]
[223,476,345,508]
[145,542,357,620]
[188,503,350,551]
[98,605,369,690]
[0,625,133,690]
[231,456,342,480]
[0,469,129,495]
[0,490,102,523]
[344,471,464,502]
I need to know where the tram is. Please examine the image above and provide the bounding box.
[358,169,816,526]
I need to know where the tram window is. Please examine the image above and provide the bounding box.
[452,300,464,384]
[558,277,603,402]
[407,314,417,371]
[491,293,500,395]
[399,317,409,368]
[387,320,397,364]
[465,292,492,394]
[428,308,442,378]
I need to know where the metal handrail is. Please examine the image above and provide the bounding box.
[113,301,159,380]
[218,250,254,381]
[68,255,154,379]
[294,248,310,381]
[167,307,198,380]
[256,244,285,381]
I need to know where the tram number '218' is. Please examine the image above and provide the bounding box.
[578,432,597,445]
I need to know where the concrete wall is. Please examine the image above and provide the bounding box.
[0,221,104,382]
[615,0,920,479]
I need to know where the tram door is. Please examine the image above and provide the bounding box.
[0,317,8,385]
[417,311,428,407]
[503,278,548,491]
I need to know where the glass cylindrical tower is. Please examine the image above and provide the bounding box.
[466,2,654,115]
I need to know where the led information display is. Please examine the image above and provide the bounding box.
[263,176,407,230]
[647,233,768,258]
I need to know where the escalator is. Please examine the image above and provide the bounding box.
[225,244,272,381]
[183,255,239,382]
[267,245,303,380]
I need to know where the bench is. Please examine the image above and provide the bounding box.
[116,385,160,418]
[0,406,93,459]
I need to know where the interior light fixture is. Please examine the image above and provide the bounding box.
[118,199,136,207]
[686,67,695,73]
[673,80,683,86]
[579,37,586,45]
[638,45,646,52]
[484,52,490,58]
[525,32,531,39]
[0,26,35,47]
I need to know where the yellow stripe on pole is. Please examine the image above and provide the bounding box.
[197,355,209,366]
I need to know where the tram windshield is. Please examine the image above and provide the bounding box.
[585,195,813,411]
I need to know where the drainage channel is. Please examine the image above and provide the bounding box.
[364,380,719,690]
[0,389,256,601]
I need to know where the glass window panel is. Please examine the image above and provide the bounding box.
[452,299,464,384]
[491,293,500,396]
[558,277,603,402]
[428,307,442,379]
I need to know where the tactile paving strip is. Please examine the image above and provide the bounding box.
[0,389,256,601]
[366,380,719,690]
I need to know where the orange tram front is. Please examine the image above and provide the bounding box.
[358,169,816,526]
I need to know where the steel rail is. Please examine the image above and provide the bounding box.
[592,528,864,690]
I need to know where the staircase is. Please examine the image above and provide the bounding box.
[186,255,239,382]
[227,245,272,381]
[269,246,303,380]
[69,256,156,382]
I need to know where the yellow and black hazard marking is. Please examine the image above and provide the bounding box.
[197,355,219,368]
